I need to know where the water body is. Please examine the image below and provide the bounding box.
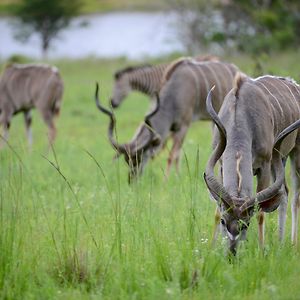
[0,12,185,60]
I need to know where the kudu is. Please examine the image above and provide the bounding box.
[110,55,219,108]
[204,73,300,254]
[95,59,239,181]
[0,63,63,147]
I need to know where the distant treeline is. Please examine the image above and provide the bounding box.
[0,0,166,15]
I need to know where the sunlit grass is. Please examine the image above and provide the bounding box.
[1,52,300,299]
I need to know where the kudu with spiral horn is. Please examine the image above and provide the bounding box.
[204,73,300,254]
[95,82,161,183]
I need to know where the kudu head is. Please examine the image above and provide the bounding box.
[95,83,161,183]
[110,65,151,108]
[204,86,300,255]
[110,69,132,108]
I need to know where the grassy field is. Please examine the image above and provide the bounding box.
[1,51,300,299]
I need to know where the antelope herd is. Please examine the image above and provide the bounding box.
[1,54,300,255]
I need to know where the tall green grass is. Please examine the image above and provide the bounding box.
[1,52,300,299]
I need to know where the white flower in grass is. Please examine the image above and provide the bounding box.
[73,183,80,195]
[193,249,200,256]
[267,284,277,294]
[166,288,174,295]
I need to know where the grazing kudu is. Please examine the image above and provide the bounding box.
[95,59,239,181]
[0,63,63,147]
[204,73,300,254]
[110,55,219,108]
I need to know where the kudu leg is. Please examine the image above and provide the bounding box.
[278,184,288,242]
[41,110,56,147]
[256,163,272,249]
[0,122,10,148]
[290,148,300,246]
[271,157,288,242]
[0,111,12,148]
[166,126,188,177]
[24,110,33,147]
[257,211,265,248]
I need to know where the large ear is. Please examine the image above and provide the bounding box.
[151,133,161,147]
[258,192,282,213]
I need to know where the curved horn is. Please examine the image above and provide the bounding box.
[125,91,161,154]
[94,82,128,154]
[242,119,300,211]
[206,85,226,139]
[204,172,234,207]
[274,119,300,149]
[204,86,232,206]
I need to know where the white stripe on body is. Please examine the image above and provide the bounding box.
[256,81,284,117]
[265,79,295,118]
[279,79,300,116]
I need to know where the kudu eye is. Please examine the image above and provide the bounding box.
[220,218,226,226]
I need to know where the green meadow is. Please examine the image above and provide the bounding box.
[1,51,300,299]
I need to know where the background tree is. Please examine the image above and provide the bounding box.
[220,0,300,54]
[14,0,81,58]
[168,0,300,55]
[167,0,221,54]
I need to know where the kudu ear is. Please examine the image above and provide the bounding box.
[151,133,161,146]
[257,119,300,213]
[258,193,282,213]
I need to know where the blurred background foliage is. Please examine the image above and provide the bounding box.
[1,0,300,56]
[168,0,300,54]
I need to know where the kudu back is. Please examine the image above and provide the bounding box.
[204,73,300,254]
[95,58,239,182]
[0,63,63,147]
[110,55,220,108]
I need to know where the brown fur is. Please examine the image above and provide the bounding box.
[194,54,220,62]
[161,57,192,85]
[114,64,152,79]
[233,72,247,98]
[0,63,64,146]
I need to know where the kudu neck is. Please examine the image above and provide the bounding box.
[128,67,163,96]
[148,108,173,144]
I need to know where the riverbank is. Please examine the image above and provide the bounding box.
[0,12,184,60]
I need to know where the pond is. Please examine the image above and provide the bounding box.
[0,12,185,60]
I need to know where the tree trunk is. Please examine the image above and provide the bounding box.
[42,37,49,60]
